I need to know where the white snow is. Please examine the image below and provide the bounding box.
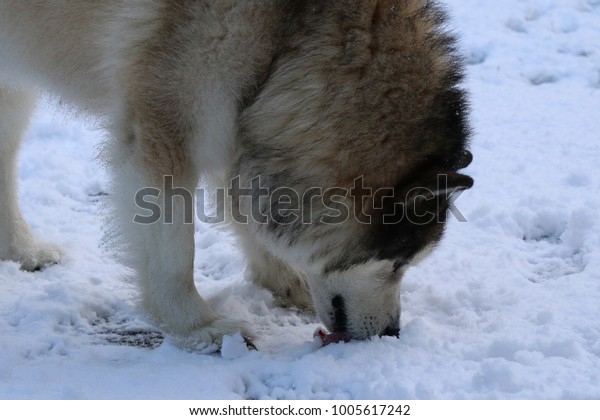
[1,0,599,399]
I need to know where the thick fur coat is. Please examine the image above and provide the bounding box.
[0,0,472,349]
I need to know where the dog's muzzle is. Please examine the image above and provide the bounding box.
[331,295,400,340]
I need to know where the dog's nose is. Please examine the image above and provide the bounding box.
[382,324,400,337]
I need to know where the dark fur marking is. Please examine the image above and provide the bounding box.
[331,295,348,333]
[382,324,400,337]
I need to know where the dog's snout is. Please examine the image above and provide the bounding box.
[382,324,400,338]
[331,295,348,332]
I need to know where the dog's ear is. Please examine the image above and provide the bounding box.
[370,171,473,261]
[406,172,473,203]
[376,171,473,227]
[403,172,473,224]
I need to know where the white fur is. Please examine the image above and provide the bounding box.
[0,87,63,271]
[0,1,265,348]
[306,260,401,338]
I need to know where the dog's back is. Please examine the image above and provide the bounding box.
[0,1,167,112]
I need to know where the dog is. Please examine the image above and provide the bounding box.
[0,0,472,350]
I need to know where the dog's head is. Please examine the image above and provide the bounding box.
[237,0,474,340]
[304,162,473,340]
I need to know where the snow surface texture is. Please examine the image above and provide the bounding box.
[1,0,599,399]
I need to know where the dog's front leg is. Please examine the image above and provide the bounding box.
[108,123,251,351]
[0,87,63,271]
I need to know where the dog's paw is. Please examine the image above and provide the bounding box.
[174,318,255,353]
[2,241,63,272]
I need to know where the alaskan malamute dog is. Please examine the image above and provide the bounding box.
[0,0,472,349]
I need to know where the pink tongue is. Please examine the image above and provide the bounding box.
[317,330,352,346]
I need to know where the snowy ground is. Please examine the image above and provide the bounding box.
[1,0,599,399]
